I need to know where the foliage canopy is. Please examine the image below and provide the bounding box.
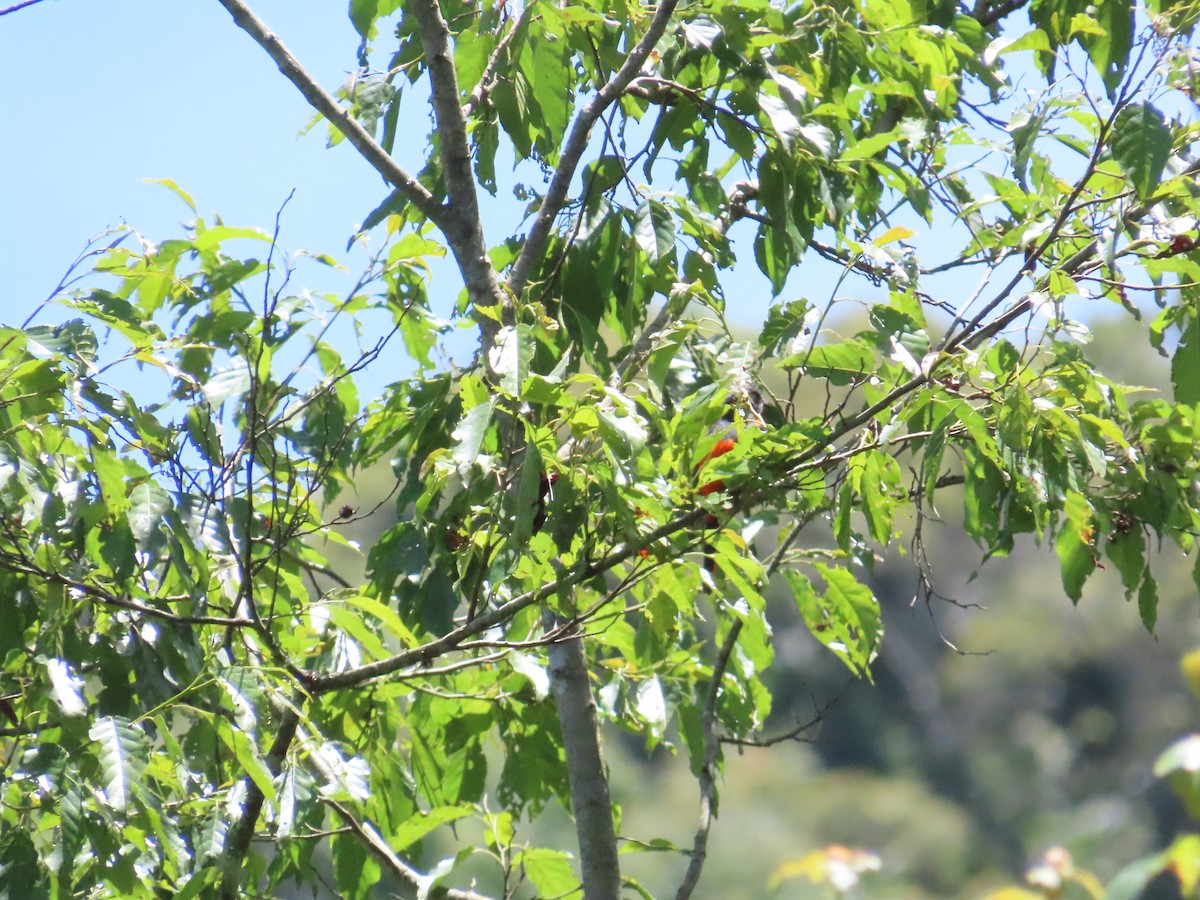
[2,0,1199,897]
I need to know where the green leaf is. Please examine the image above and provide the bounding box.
[56,774,86,887]
[450,399,493,476]
[127,481,171,549]
[190,225,271,252]
[1086,0,1134,97]
[787,566,882,677]
[519,847,581,896]
[1111,103,1171,201]
[201,360,252,408]
[526,28,571,163]
[488,324,532,397]
[25,320,98,368]
[98,516,137,584]
[0,830,44,899]
[391,805,474,851]
[1055,492,1095,602]
[349,0,379,38]
[1105,526,1145,598]
[215,719,277,805]
[88,716,148,812]
[1154,736,1200,816]
[633,198,675,266]
[759,298,815,355]
[583,155,626,196]
[840,128,904,161]
[332,830,383,897]
[1137,570,1159,632]
[782,340,876,385]
[91,449,131,518]
[341,592,418,647]
[856,451,900,546]
[1171,314,1199,404]
[141,177,197,212]
[352,188,408,247]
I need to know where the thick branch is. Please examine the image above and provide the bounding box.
[506,0,681,298]
[409,0,508,332]
[547,621,621,900]
[213,0,445,228]
[675,620,742,900]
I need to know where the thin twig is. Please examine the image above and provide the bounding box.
[675,620,742,900]
[462,5,530,120]
[0,0,46,15]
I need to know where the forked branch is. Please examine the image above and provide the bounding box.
[507,0,682,298]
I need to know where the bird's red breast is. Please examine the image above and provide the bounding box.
[697,437,737,496]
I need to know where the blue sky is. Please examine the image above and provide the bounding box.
[1,2,394,323]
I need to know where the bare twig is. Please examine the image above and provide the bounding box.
[721,704,829,748]
[462,5,530,120]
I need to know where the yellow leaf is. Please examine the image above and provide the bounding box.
[873,226,915,246]
[767,851,828,889]
[1180,647,1200,699]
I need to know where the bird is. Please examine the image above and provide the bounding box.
[696,389,766,572]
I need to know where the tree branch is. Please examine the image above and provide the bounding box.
[301,503,714,693]
[0,0,47,16]
[213,0,445,228]
[409,0,509,332]
[675,620,741,900]
[306,743,494,900]
[971,0,1030,28]
[507,0,681,298]
[0,554,254,628]
[462,4,530,121]
[546,619,621,900]
[218,704,300,900]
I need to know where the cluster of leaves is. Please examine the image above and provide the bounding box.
[1,0,1198,897]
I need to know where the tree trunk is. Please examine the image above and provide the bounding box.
[547,622,621,900]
